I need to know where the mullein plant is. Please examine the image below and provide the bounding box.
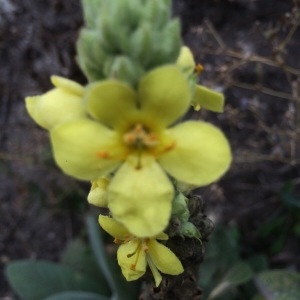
[25,0,231,294]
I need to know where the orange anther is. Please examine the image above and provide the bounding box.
[123,123,158,148]
[97,151,111,159]
[195,63,204,75]
[164,141,176,152]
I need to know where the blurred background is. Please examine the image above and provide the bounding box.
[1,0,300,298]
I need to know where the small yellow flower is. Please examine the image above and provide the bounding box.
[99,215,184,287]
[176,46,225,112]
[87,176,110,207]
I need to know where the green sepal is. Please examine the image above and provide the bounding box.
[143,0,170,29]
[104,56,144,86]
[152,20,181,66]
[98,8,131,54]
[130,24,154,67]
[81,0,104,28]
[76,29,107,81]
[172,193,189,223]
[181,222,202,241]
[171,192,202,241]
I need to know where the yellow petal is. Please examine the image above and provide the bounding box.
[50,76,84,97]
[25,89,86,130]
[98,215,129,240]
[147,239,184,275]
[176,46,195,75]
[117,240,146,281]
[147,256,162,287]
[138,66,191,127]
[192,85,224,112]
[107,155,174,237]
[86,80,137,129]
[50,119,123,180]
[155,232,169,241]
[158,121,232,186]
[87,177,110,207]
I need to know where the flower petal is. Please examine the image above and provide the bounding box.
[98,215,129,240]
[86,80,137,129]
[107,155,174,237]
[51,76,84,97]
[117,240,146,281]
[147,256,162,287]
[87,177,110,207]
[138,66,191,127]
[158,121,232,186]
[50,119,124,180]
[147,239,184,275]
[155,232,169,241]
[26,88,86,130]
[192,85,224,112]
[176,46,195,75]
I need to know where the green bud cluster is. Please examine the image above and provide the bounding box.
[76,0,182,86]
[170,192,202,242]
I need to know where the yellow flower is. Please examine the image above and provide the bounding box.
[99,215,184,287]
[26,65,231,237]
[176,46,225,112]
[87,176,110,207]
[25,76,86,130]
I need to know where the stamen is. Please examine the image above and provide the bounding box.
[123,123,158,149]
[127,243,141,258]
[123,235,132,243]
[163,141,176,152]
[150,140,176,158]
[96,151,111,159]
[195,63,204,75]
[136,141,142,170]
[127,243,142,271]
[142,239,149,253]
[143,133,158,147]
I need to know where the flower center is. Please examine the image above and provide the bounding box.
[123,123,158,169]
[123,123,158,149]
